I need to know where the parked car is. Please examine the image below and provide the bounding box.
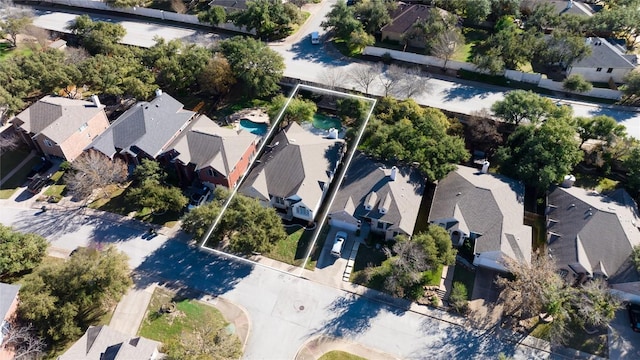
[187,186,212,211]
[331,231,347,258]
[310,31,320,45]
[27,173,51,194]
[627,303,640,332]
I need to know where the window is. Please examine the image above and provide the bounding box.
[43,139,53,147]
[296,206,310,216]
[208,168,218,177]
[78,122,88,132]
[377,222,385,230]
[607,68,613,73]
[274,197,285,206]
[596,67,602,72]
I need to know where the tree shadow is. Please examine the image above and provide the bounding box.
[289,37,351,66]
[133,240,253,299]
[586,106,638,123]
[307,289,408,339]
[442,83,497,102]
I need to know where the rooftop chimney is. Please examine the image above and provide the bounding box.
[91,95,101,108]
[561,174,576,188]
[390,166,398,181]
[155,89,163,97]
[481,161,490,174]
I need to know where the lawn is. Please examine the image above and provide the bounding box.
[530,321,608,357]
[1,156,42,190]
[452,265,475,299]
[0,148,30,179]
[573,171,619,193]
[0,42,34,61]
[0,189,17,199]
[319,351,367,360]
[139,287,241,355]
[266,224,326,268]
[453,28,489,63]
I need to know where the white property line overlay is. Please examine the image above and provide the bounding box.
[198,83,376,277]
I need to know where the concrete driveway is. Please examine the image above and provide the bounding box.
[312,226,353,288]
[609,309,640,359]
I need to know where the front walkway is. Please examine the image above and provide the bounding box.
[109,282,157,336]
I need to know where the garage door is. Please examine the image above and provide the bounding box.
[329,218,360,232]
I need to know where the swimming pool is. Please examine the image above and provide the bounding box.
[239,119,268,136]
[312,114,342,130]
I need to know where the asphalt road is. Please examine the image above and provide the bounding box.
[28,4,640,140]
[0,204,557,359]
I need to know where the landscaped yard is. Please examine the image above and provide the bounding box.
[0,42,34,61]
[1,155,42,190]
[452,265,475,299]
[266,224,327,269]
[319,350,367,360]
[453,28,489,63]
[139,287,241,357]
[530,320,608,357]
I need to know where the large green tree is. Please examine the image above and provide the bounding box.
[198,5,227,26]
[231,0,303,40]
[0,11,32,47]
[563,74,593,94]
[127,180,188,214]
[321,0,362,40]
[67,15,127,55]
[143,39,212,92]
[197,55,236,97]
[496,117,583,191]
[218,36,285,97]
[18,246,132,345]
[79,53,156,99]
[0,225,48,279]
[268,94,317,126]
[361,97,469,181]
[491,90,557,125]
[353,0,394,34]
[575,115,626,147]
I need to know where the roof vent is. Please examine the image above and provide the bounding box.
[155,89,163,97]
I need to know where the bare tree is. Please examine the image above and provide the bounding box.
[349,63,381,94]
[2,322,46,360]
[24,25,49,49]
[64,151,127,200]
[379,64,405,97]
[431,28,464,70]
[575,278,621,328]
[319,67,346,91]
[0,132,20,155]
[395,66,430,98]
[64,46,91,65]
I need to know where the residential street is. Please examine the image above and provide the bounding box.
[0,201,561,359]
[27,4,640,140]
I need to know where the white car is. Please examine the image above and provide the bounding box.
[331,231,347,258]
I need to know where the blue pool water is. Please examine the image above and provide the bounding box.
[312,114,342,130]
[239,119,268,135]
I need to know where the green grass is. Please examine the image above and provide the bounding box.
[318,351,367,360]
[44,184,66,198]
[0,188,17,199]
[525,212,547,251]
[1,156,42,190]
[452,266,475,299]
[0,42,35,61]
[530,321,607,357]
[266,225,323,267]
[454,28,489,63]
[423,264,443,287]
[573,172,619,192]
[138,287,229,342]
[0,148,30,179]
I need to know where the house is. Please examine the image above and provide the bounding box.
[546,185,640,289]
[566,37,638,83]
[207,0,248,12]
[381,4,451,48]
[240,122,345,223]
[0,283,20,360]
[89,90,196,164]
[58,325,160,360]
[11,95,109,162]
[161,114,260,189]
[428,165,532,272]
[328,151,425,240]
[521,0,592,18]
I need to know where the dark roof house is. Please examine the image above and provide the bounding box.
[240,122,344,222]
[429,165,532,272]
[58,325,160,360]
[89,91,196,161]
[547,186,640,286]
[329,151,425,239]
[381,4,452,47]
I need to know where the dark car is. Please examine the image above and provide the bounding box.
[187,187,212,211]
[627,303,640,332]
[27,173,51,194]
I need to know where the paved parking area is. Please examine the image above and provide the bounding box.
[310,227,358,288]
[471,268,501,302]
[609,309,640,359]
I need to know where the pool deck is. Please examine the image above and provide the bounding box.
[228,108,270,125]
[301,122,346,139]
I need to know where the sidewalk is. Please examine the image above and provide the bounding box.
[109,283,157,336]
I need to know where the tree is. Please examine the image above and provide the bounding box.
[0,131,20,154]
[230,0,303,40]
[321,0,362,40]
[79,53,156,99]
[575,278,620,329]
[480,24,540,70]
[181,201,222,238]
[349,62,381,94]
[621,70,640,105]
[164,310,242,360]
[347,28,375,53]
[218,36,285,97]
[268,94,317,126]
[495,117,582,191]
[563,74,593,93]
[431,28,464,70]
[379,64,404,97]
[1,322,46,360]
[0,224,48,279]
[354,0,394,34]
[491,90,556,125]
[473,47,505,75]
[320,67,346,90]
[17,49,82,95]
[143,39,212,93]
[0,10,32,47]
[624,146,640,195]
[198,5,227,26]
[464,0,492,24]
[449,282,469,313]
[575,115,625,146]
[406,8,458,53]
[67,15,127,55]
[64,151,128,200]
[395,66,430,98]
[491,0,522,19]
[197,55,236,97]
[105,0,140,7]
[467,111,503,155]
[127,180,188,214]
[0,85,25,121]
[536,30,591,68]
[523,2,560,31]
[133,158,166,184]
[18,246,132,345]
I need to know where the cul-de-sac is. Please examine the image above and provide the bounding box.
[2,0,640,359]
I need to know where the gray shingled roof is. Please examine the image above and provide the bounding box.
[12,96,104,144]
[0,282,20,320]
[429,165,531,264]
[59,325,159,360]
[547,186,640,283]
[330,151,425,235]
[381,5,449,36]
[571,38,637,69]
[241,122,344,208]
[164,114,259,176]
[89,93,195,159]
